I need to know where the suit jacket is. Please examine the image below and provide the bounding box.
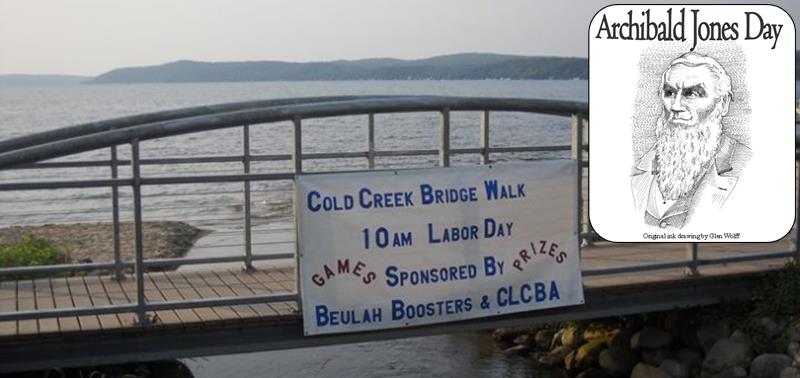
[631,134,751,229]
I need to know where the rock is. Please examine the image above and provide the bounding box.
[550,328,564,349]
[564,350,578,371]
[697,322,731,353]
[787,342,799,358]
[662,310,700,347]
[512,333,532,346]
[780,367,800,378]
[492,328,511,341]
[576,367,611,378]
[709,366,748,378]
[677,348,703,368]
[537,354,562,367]
[576,338,609,367]
[662,310,689,331]
[549,345,573,360]
[492,327,529,342]
[562,326,583,349]
[631,327,673,350]
[642,348,677,366]
[702,339,752,377]
[750,354,793,378]
[534,329,554,349]
[598,346,638,377]
[631,362,670,378]
[787,320,800,342]
[584,325,620,342]
[609,328,635,349]
[729,330,752,346]
[502,344,529,356]
[757,317,783,338]
[660,358,690,378]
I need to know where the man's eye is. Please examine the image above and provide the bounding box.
[683,90,697,98]
[663,89,675,97]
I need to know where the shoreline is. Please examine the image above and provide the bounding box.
[0,221,206,268]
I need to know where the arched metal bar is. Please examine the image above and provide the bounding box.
[0,96,588,168]
[0,95,415,154]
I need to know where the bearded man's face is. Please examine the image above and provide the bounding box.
[655,64,727,201]
[661,64,721,128]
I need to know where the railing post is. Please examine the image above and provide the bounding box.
[110,146,124,281]
[686,243,700,276]
[571,114,584,244]
[243,125,254,272]
[292,117,303,312]
[131,139,149,325]
[439,108,450,167]
[480,111,490,165]
[366,114,375,169]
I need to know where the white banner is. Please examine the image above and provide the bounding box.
[297,161,584,335]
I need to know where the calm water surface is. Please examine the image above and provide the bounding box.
[0,80,585,377]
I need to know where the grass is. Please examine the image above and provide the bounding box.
[0,234,69,281]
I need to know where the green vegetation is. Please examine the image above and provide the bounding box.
[0,234,69,280]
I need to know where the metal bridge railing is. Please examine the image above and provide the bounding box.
[0,95,794,326]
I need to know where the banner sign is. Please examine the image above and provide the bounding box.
[297,161,584,335]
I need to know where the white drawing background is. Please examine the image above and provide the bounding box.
[589,5,795,242]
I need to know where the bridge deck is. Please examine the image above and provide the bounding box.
[0,239,793,340]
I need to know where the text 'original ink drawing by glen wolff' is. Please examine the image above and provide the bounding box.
[589,5,795,242]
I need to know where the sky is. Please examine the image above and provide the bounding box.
[1,0,798,76]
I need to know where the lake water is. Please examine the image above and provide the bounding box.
[0,80,585,377]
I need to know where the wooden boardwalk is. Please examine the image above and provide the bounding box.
[0,238,794,340]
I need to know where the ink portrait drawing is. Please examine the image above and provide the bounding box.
[631,51,751,230]
[590,5,794,242]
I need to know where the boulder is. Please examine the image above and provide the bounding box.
[502,344,529,356]
[549,345,573,360]
[598,346,638,378]
[702,339,752,377]
[537,353,562,367]
[660,358,690,378]
[677,348,703,368]
[663,310,701,347]
[512,333,532,346]
[576,367,611,378]
[609,328,635,349]
[550,328,564,349]
[708,366,748,378]
[492,328,514,342]
[631,362,670,378]
[584,325,620,342]
[729,330,752,346]
[697,322,731,353]
[749,354,792,378]
[642,348,677,366]
[756,317,783,338]
[576,338,609,367]
[564,350,578,371]
[787,341,799,358]
[631,327,672,350]
[534,329,554,349]
[562,326,583,349]
[780,367,800,378]
[787,320,800,342]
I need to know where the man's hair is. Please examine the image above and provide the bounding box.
[662,52,733,102]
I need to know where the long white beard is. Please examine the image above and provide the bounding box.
[655,103,724,201]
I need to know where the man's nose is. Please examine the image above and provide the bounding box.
[670,93,686,113]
